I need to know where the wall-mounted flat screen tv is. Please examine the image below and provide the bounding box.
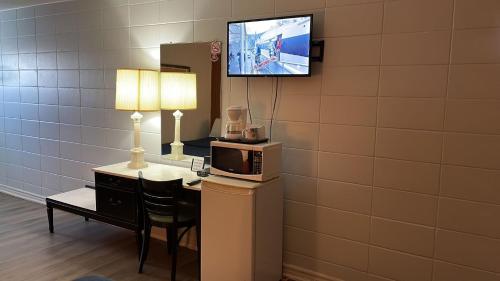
[227,14,312,77]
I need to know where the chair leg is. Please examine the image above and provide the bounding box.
[171,226,178,281]
[135,228,143,259]
[139,221,151,273]
[196,223,201,261]
[166,227,173,255]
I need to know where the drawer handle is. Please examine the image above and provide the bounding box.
[105,178,122,185]
[108,198,123,206]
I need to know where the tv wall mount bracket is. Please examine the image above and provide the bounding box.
[311,40,324,62]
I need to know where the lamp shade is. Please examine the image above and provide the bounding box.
[115,69,160,111]
[160,72,197,110]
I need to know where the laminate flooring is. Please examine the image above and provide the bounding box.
[0,193,198,281]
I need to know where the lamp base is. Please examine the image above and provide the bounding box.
[168,142,185,160]
[128,111,147,169]
[128,147,148,169]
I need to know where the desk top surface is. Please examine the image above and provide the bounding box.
[93,161,202,191]
[93,161,267,191]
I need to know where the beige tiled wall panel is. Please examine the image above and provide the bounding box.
[320,95,377,126]
[454,0,500,29]
[283,173,317,204]
[448,64,500,99]
[322,66,380,96]
[273,121,319,150]
[372,187,438,226]
[443,133,500,170]
[284,252,391,281]
[433,261,500,281]
[383,0,453,34]
[327,0,382,8]
[231,0,274,18]
[371,217,435,257]
[324,35,381,66]
[317,179,372,215]
[377,97,445,130]
[275,0,326,13]
[194,0,231,20]
[368,247,433,281]
[276,95,321,122]
[375,128,443,163]
[285,226,369,271]
[379,65,448,98]
[382,31,451,65]
[318,152,374,185]
[316,206,371,243]
[435,230,500,273]
[445,99,500,134]
[285,201,318,232]
[1,1,500,280]
[319,124,375,156]
[373,158,440,195]
[324,3,383,37]
[438,197,500,239]
[440,165,500,205]
[452,28,500,64]
[282,148,318,178]
[281,65,323,96]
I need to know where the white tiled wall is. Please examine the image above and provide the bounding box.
[1,0,500,281]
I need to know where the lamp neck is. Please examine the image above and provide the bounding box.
[131,111,143,122]
[173,110,183,120]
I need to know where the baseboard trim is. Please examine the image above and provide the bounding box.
[283,263,344,281]
[0,184,45,205]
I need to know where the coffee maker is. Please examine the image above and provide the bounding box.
[224,106,247,140]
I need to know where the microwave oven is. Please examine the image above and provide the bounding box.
[210,141,282,181]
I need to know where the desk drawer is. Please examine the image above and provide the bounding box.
[95,172,137,192]
[96,185,137,223]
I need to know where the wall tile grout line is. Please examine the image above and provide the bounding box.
[431,0,457,280]
[366,0,384,273]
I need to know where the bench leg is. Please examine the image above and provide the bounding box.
[47,206,54,233]
[84,217,89,222]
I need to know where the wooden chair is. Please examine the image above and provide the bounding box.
[137,171,197,281]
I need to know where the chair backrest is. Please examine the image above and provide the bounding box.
[137,171,184,224]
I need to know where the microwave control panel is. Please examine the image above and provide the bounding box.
[253,151,263,174]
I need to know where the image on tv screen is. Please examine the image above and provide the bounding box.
[228,15,311,76]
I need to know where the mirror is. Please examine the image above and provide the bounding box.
[160,42,222,158]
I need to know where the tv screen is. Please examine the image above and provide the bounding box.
[227,15,312,77]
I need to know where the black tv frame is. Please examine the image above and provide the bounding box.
[227,14,314,77]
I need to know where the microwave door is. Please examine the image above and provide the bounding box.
[212,147,254,175]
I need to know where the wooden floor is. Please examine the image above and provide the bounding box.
[0,193,198,281]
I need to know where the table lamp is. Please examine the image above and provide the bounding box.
[160,72,197,160]
[115,69,160,169]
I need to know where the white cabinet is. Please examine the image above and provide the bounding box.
[201,176,283,281]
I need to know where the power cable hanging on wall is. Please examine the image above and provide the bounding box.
[269,77,279,141]
[246,77,253,124]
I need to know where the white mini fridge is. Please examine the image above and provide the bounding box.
[201,175,283,281]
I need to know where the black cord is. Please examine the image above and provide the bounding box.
[269,77,279,141]
[246,77,253,124]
